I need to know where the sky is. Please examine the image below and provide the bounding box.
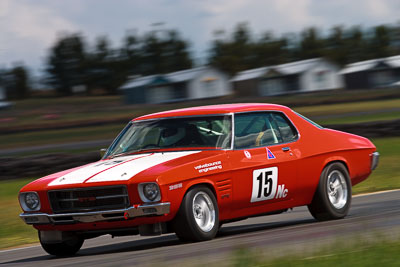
[1,0,400,75]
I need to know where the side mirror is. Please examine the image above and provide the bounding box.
[100,148,107,158]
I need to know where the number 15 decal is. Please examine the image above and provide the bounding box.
[251,167,288,202]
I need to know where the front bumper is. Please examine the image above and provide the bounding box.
[20,202,170,225]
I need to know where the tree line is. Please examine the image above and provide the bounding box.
[210,23,400,75]
[1,23,400,98]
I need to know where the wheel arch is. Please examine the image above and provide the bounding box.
[308,157,350,204]
[183,180,218,201]
[324,159,349,173]
[167,179,218,219]
[322,156,349,174]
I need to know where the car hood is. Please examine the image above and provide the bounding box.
[44,151,202,187]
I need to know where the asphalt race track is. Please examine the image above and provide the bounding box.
[1,190,399,267]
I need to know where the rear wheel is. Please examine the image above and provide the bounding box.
[172,186,219,241]
[39,231,84,256]
[308,162,351,221]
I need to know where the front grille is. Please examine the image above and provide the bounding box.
[48,186,130,214]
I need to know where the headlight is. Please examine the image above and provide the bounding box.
[138,183,161,202]
[19,192,41,211]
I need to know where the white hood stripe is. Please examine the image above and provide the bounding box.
[82,153,153,183]
[48,151,199,186]
[88,151,199,183]
[48,153,151,186]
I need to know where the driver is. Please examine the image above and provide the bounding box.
[160,127,186,147]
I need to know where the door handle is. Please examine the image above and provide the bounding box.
[282,147,290,152]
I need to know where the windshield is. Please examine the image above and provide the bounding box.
[106,115,232,158]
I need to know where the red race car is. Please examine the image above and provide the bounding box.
[19,103,379,256]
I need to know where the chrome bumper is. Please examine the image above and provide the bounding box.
[20,202,170,225]
[371,152,379,171]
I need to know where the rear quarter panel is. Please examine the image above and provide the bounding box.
[286,110,376,205]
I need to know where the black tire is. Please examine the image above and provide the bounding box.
[39,231,84,256]
[308,162,352,221]
[172,186,219,241]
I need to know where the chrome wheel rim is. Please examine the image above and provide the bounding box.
[192,191,215,232]
[327,170,348,209]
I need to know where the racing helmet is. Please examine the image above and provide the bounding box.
[160,127,186,146]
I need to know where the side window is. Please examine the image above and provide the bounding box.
[234,112,297,149]
[271,113,298,143]
[234,113,278,149]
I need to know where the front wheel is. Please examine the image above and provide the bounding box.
[308,162,352,221]
[172,186,219,241]
[39,231,84,256]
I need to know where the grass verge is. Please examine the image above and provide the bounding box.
[2,97,400,150]
[0,178,38,249]
[294,98,400,117]
[0,124,123,150]
[228,237,400,267]
[315,110,400,125]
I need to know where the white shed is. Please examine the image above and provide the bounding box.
[0,86,11,109]
[340,55,400,89]
[0,85,5,100]
[120,67,232,104]
[232,58,344,96]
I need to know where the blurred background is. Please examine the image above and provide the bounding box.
[0,0,399,262]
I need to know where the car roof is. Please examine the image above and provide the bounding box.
[133,103,291,121]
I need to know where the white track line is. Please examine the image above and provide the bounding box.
[0,244,40,253]
[354,188,400,197]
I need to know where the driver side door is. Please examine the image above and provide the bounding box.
[228,111,300,218]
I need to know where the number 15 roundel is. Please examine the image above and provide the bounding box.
[251,167,278,203]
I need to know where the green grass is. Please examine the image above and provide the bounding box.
[228,237,400,267]
[2,97,400,151]
[315,111,400,125]
[8,147,103,158]
[0,178,38,249]
[294,98,400,125]
[0,91,400,152]
[294,98,400,117]
[2,90,400,129]
[0,124,123,150]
